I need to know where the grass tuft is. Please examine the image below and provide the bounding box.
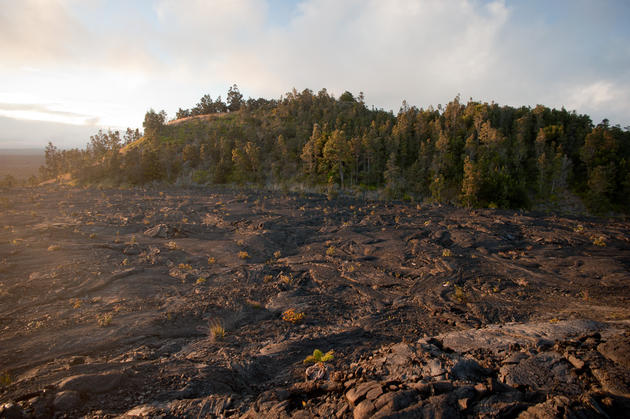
[209,320,226,340]
[282,308,305,324]
[97,313,113,327]
[592,236,606,247]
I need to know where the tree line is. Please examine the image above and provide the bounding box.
[39,85,630,213]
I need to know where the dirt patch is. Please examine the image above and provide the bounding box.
[1,186,629,417]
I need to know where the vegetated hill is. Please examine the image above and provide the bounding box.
[40,87,630,213]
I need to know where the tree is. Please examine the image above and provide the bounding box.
[42,142,61,179]
[143,109,167,140]
[384,152,403,198]
[227,84,244,112]
[322,129,351,188]
[461,156,481,207]
[123,128,141,145]
[339,91,355,103]
[214,96,227,113]
[301,124,322,183]
[176,108,191,119]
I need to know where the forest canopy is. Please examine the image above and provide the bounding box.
[39,85,630,213]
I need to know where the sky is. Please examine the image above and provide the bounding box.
[1,0,629,149]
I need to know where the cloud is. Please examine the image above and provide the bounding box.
[1,0,629,143]
[0,103,93,119]
[566,80,630,125]
[164,0,511,108]
[0,0,86,65]
[0,115,100,149]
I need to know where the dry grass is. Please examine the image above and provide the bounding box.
[592,236,606,247]
[282,308,305,324]
[97,313,113,327]
[209,320,226,340]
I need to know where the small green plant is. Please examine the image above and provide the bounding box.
[304,349,334,364]
[574,224,584,233]
[282,308,305,324]
[442,249,453,257]
[238,251,249,259]
[326,246,335,256]
[178,263,193,270]
[207,256,216,264]
[196,277,207,285]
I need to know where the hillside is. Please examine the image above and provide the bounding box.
[40,88,630,213]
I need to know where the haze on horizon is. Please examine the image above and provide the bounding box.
[1,0,629,149]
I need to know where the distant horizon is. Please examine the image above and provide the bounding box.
[0,147,45,153]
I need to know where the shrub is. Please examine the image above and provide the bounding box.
[453,285,467,303]
[209,320,225,340]
[97,313,113,327]
[592,236,606,247]
[282,308,305,324]
[304,349,334,364]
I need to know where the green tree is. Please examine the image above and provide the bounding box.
[227,84,244,112]
[322,129,351,188]
[143,109,167,140]
[461,156,481,207]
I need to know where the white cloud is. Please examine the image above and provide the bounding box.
[1,0,630,149]
[204,0,510,108]
[565,80,630,125]
[0,0,85,65]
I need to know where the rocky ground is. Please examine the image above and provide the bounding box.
[0,186,629,418]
